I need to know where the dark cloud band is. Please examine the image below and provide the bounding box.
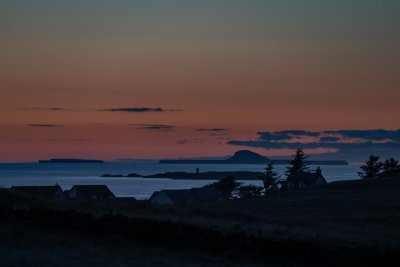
[102,107,164,113]
[197,128,229,132]
[228,129,400,162]
[324,129,400,141]
[101,107,183,113]
[24,107,69,111]
[29,124,63,128]
[132,124,176,131]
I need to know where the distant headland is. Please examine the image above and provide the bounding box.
[160,150,348,165]
[38,159,104,164]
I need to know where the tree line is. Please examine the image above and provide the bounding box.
[206,149,311,199]
[207,150,400,199]
[358,155,400,179]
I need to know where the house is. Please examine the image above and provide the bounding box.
[67,185,115,201]
[191,187,225,202]
[10,184,66,200]
[149,189,200,205]
[283,167,327,190]
[149,187,224,205]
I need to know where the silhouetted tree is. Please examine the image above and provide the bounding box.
[285,149,310,178]
[381,158,400,177]
[237,185,263,199]
[263,162,280,194]
[358,155,383,179]
[205,176,242,199]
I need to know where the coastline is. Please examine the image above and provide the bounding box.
[101,171,265,180]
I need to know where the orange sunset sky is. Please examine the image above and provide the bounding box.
[0,1,399,162]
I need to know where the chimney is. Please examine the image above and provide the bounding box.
[316,167,322,176]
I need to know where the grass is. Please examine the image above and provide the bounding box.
[1,177,400,266]
[0,222,255,267]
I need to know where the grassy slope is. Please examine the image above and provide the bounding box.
[3,178,400,248]
[186,177,400,248]
[1,178,400,266]
[0,222,263,267]
[199,177,400,218]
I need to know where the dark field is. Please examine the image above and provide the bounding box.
[1,177,400,266]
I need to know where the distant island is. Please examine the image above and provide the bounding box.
[39,159,104,164]
[160,150,348,165]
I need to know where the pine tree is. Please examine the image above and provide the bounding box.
[263,162,280,194]
[358,155,383,179]
[381,158,400,177]
[237,185,263,199]
[285,149,310,178]
[205,176,242,199]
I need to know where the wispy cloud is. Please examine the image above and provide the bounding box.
[196,128,230,132]
[228,140,400,150]
[132,124,176,131]
[257,130,320,141]
[47,138,90,142]
[324,129,400,142]
[257,132,292,141]
[276,130,320,137]
[228,129,400,162]
[256,129,400,142]
[320,136,340,142]
[21,107,184,113]
[29,124,63,128]
[176,138,205,144]
[23,107,70,111]
[100,107,183,113]
[216,137,232,140]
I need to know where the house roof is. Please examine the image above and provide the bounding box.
[10,184,63,198]
[69,185,115,199]
[191,187,224,202]
[287,172,327,186]
[150,189,201,204]
[150,187,224,204]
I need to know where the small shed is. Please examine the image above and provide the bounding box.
[10,184,66,200]
[149,189,200,205]
[67,185,115,201]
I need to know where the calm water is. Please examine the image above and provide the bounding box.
[0,163,360,199]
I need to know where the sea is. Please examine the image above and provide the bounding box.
[0,163,360,199]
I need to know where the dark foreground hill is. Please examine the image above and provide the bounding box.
[1,177,400,266]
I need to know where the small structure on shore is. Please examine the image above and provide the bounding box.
[10,184,66,200]
[66,185,115,201]
[282,167,327,190]
[149,187,224,205]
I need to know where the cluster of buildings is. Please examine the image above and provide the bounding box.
[9,169,327,205]
[10,184,117,202]
[149,187,225,205]
[9,184,225,205]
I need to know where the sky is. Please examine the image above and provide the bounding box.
[0,0,399,162]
